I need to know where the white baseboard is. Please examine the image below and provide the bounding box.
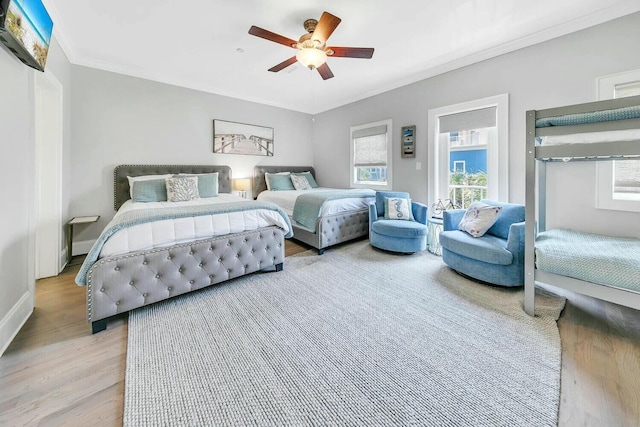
[73,239,96,256]
[0,291,34,357]
[60,247,68,272]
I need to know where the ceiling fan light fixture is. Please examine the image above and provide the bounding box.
[296,48,327,70]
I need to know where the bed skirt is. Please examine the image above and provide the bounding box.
[86,226,285,332]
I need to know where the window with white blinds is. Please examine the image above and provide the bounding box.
[350,119,392,189]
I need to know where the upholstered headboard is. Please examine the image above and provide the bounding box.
[114,164,232,210]
[253,166,316,198]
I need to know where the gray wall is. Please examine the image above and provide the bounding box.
[313,12,640,238]
[69,67,313,245]
[0,36,71,350]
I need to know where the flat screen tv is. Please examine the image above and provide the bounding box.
[0,0,53,71]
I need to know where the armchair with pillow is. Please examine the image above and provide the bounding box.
[369,191,428,253]
[439,200,525,287]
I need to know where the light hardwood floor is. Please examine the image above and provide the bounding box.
[1,240,639,426]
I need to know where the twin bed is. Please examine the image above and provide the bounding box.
[79,164,373,333]
[525,95,640,315]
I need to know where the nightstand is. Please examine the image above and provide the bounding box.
[427,217,444,256]
[67,215,100,265]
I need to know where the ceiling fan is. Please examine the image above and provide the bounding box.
[248,11,374,80]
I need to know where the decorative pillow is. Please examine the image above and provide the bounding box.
[290,174,311,190]
[166,176,200,202]
[179,173,218,197]
[265,172,290,190]
[131,179,168,203]
[384,197,412,220]
[291,171,318,188]
[127,174,172,197]
[458,201,503,237]
[266,173,295,191]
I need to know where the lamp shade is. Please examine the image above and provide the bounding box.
[296,48,327,70]
[233,178,251,191]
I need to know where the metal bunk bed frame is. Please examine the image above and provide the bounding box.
[524,94,640,316]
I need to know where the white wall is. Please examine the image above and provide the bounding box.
[0,36,71,354]
[312,12,640,238]
[69,66,313,245]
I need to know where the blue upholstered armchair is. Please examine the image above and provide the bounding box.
[439,200,525,287]
[369,191,428,253]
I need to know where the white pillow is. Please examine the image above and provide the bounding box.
[127,174,172,198]
[458,201,502,237]
[290,174,311,190]
[384,197,412,220]
[166,176,200,202]
[265,172,290,191]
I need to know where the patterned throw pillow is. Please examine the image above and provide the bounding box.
[291,171,319,188]
[384,197,412,220]
[166,176,200,202]
[290,174,311,190]
[458,201,503,237]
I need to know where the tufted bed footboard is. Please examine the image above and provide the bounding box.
[87,227,285,333]
[291,209,369,255]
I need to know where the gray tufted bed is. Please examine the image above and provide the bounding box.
[83,165,288,333]
[253,166,371,255]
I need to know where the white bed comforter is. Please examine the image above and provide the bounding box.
[257,188,370,217]
[99,194,291,258]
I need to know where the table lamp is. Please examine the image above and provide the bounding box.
[233,178,251,199]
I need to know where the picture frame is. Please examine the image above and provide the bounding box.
[401,125,415,158]
[213,119,274,156]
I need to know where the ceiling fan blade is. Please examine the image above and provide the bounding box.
[327,46,374,59]
[268,56,298,73]
[248,26,297,48]
[311,12,341,45]
[316,63,334,80]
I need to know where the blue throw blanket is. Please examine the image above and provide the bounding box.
[292,189,375,231]
[75,201,292,286]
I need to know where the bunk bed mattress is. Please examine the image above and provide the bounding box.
[535,228,640,292]
[535,105,640,128]
[536,129,640,146]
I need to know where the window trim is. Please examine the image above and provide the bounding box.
[350,119,393,190]
[427,94,509,208]
[595,69,640,213]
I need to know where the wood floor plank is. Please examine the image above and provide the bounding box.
[1,240,639,426]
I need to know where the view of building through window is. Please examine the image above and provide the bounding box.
[447,129,490,208]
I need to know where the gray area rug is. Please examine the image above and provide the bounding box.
[125,240,565,426]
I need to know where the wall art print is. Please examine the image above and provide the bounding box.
[213,119,274,156]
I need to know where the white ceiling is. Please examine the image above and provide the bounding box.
[44,0,640,114]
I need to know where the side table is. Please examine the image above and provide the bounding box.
[67,215,100,265]
[427,216,444,256]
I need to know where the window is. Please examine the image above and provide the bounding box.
[350,119,393,189]
[453,160,466,174]
[428,95,508,209]
[596,70,640,212]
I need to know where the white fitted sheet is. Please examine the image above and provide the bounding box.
[99,194,291,258]
[256,188,372,217]
[536,129,640,145]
